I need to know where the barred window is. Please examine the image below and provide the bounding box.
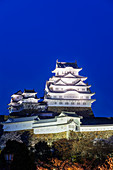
[59,102,63,104]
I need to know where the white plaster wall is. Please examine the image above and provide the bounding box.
[23,93,36,98]
[34,124,68,134]
[22,98,38,103]
[46,99,91,107]
[32,120,58,128]
[3,121,34,132]
[50,85,88,92]
[52,68,80,76]
[48,91,91,99]
[80,125,113,132]
[57,117,68,124]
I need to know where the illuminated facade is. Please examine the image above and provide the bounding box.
[8,89,46,115]
[3,112,113,134]
[44,60,95,110]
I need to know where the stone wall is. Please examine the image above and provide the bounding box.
[69,130,113,140]
[2,130,113,147]
[30,130,113,146]
[48,106,94,117]
[31,131,67,146]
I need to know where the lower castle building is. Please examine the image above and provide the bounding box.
[2,112,113,134]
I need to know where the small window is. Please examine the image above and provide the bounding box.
[59,102,63,104]
[71,102,74,105]
[77,102,80,105]
[86,96,89,99]
[54,102,57,104]
[69,125,74,129]
[65,102,69,105]
[83,102,86,105]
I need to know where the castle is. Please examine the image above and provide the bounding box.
[44,60,95,116]
[2,60,113,135]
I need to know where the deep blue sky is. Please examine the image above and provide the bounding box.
[0,0,113,117]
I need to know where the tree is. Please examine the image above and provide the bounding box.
[52,139,74,160]
[35,141,51,161]
[1,140,36,170]
[20,131,30,146]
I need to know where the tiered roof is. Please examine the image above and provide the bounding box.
[23,89,36,93]
[56,61,78,68]
[8,89,40,114]
[13,90,22,95]
[44,60,96,108]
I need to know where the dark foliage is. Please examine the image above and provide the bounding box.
[20,131,30,146]
[35,141,51,161]
[52,139,74,160]
[0,153,6,170]
[1,140,36,170]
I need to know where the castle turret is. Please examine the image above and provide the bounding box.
[8,89,42,117]
[44,60,96,117]
[8,90,23,113]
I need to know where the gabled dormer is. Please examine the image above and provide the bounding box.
[58,112,66,117]
[5,118,13,123]
[55,79,66,85]
[76,80,86,86]
[64,72,75,78]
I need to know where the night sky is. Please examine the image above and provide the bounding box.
[0,0,113,117]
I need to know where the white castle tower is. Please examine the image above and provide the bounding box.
[44,60,96,117]
[8,89,45,116]
[8,90,23,113]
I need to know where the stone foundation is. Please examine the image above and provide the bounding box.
[69,130,113,140]
[48,106,94,117]
[30,130,113,146]
[31,131,67,146]
[2,130,113,147]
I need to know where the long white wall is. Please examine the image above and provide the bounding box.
[80,125,113,132]
[34,124,68,134]
[3,121,34,132]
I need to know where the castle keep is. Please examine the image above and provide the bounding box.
[44,60,95,116]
